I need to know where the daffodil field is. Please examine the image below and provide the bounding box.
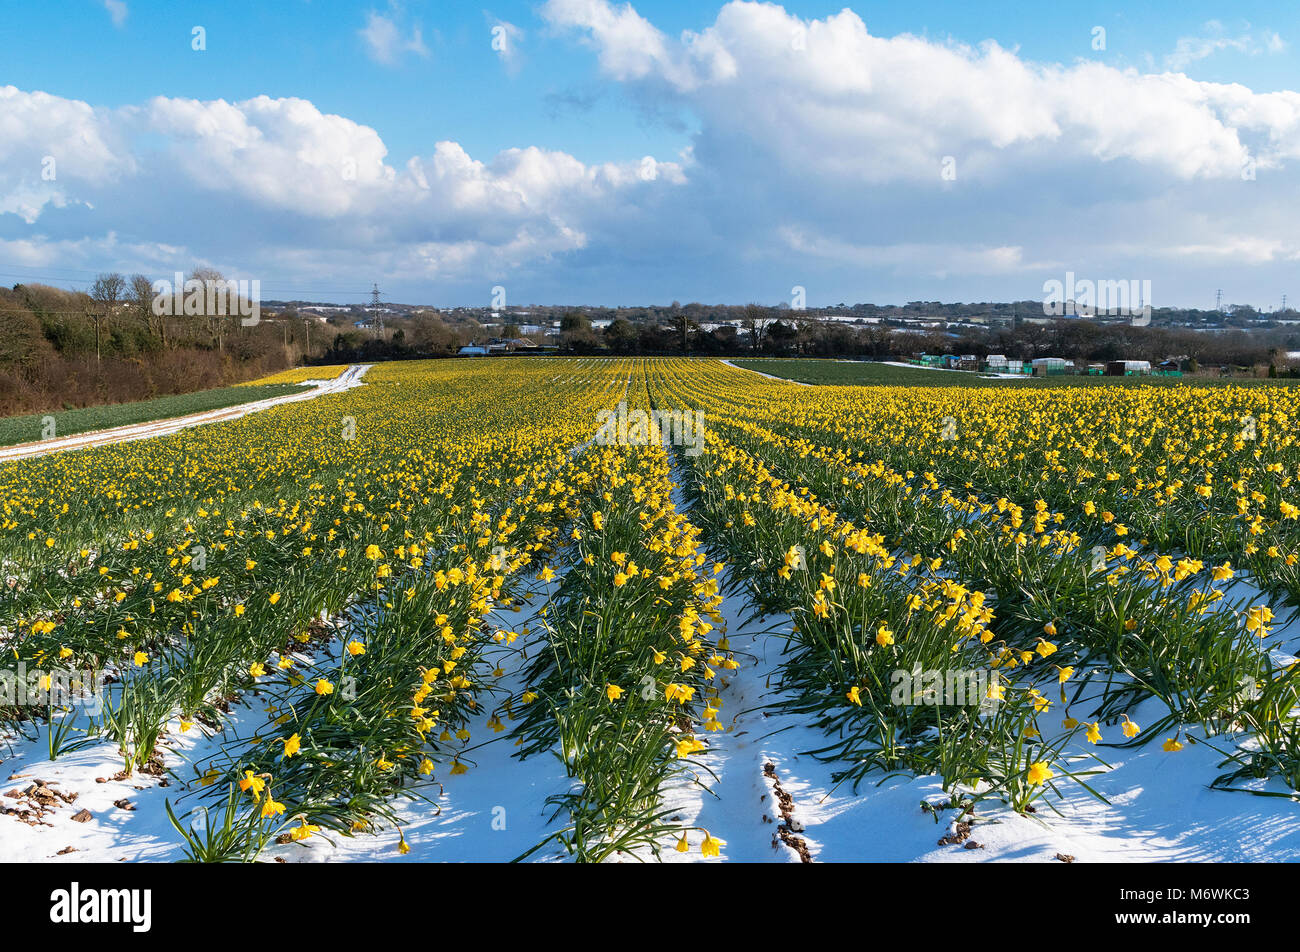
[3,357,1300,862]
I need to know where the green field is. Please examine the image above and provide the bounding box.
[731,359,1295,388]
[0,383,311,448]
[732,359,1001,386]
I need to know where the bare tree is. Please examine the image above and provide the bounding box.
[741,303,773,354]
[788,309,823,355]
[89,272,126,363]
[129,273,166,348]
[190,267,230,352]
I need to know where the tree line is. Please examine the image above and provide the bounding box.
[0,270,310,417]
[548,307,1300,372]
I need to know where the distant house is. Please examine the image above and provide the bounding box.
[458,345,488,356]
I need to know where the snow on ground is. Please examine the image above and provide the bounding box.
[9,568,1296,863]
[264,584,574,864]
[0,575,575,863]
[636,459,1300,862]
[641,566,1300,863]
[0,689,267,862]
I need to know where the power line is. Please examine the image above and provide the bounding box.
[366,283,385,337]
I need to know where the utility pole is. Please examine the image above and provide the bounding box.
[1215,289,1223,313]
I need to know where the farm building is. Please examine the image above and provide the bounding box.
[1031,357,1069,376]
[1105,360,1152,376]
[984,355,1027,374]
[483,338,538,353]
[458,345,488,356]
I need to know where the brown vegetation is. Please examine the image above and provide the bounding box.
[0,275,308,417]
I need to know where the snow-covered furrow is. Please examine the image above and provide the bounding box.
[0,576,574,863]
[636,445,1300,863]
[263,581,574,863]
[640,562,1300,863]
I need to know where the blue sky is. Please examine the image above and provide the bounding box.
[1,1,1298,307]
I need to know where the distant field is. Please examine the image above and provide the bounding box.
[0,383,310,448]
[241,364,351,386]
[732,359,1001,387]
[731,358,1297,388]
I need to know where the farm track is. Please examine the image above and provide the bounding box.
[0,364,371,463]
